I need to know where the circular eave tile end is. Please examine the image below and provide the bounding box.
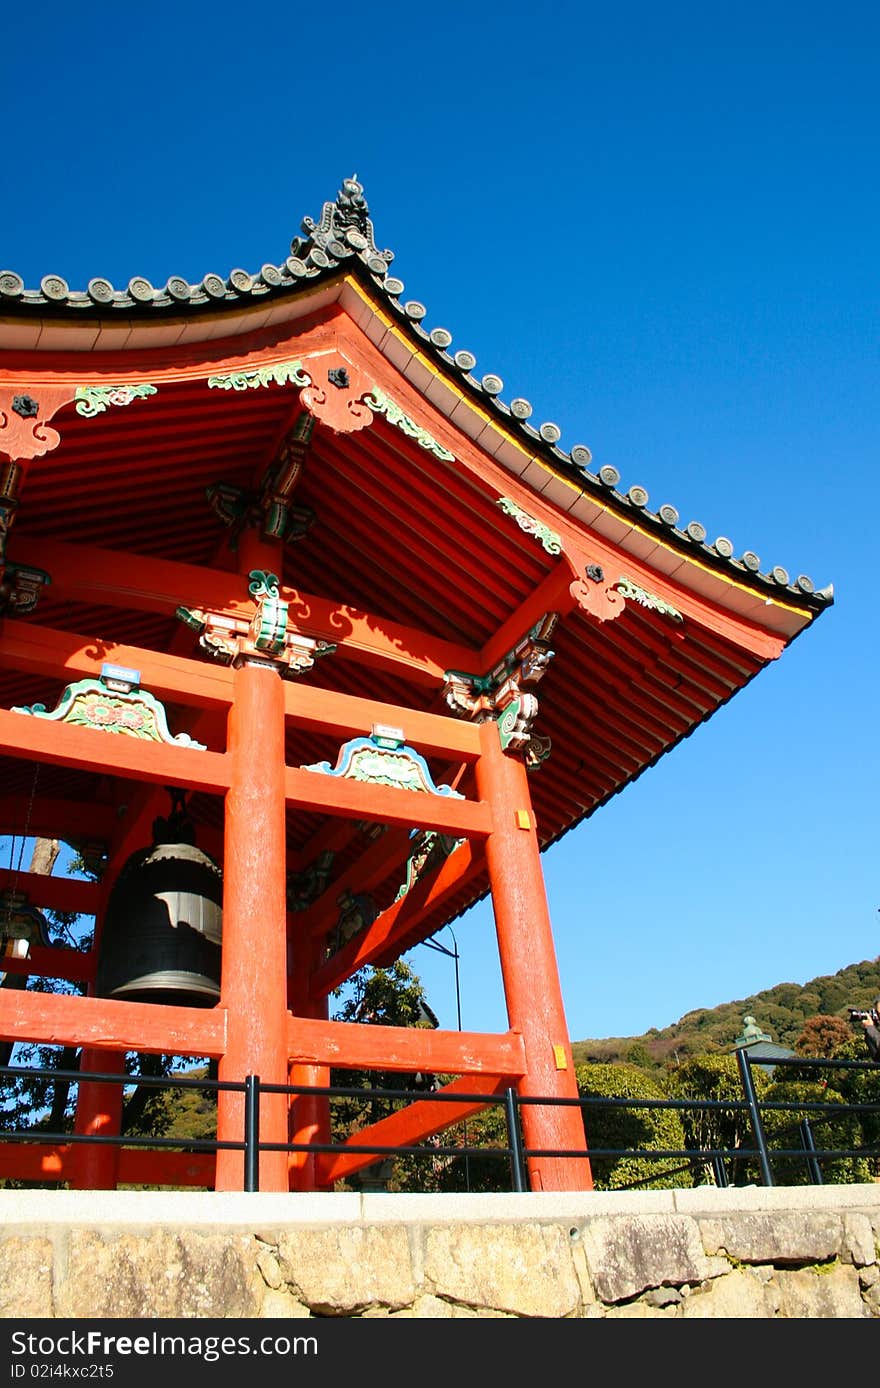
[128,276,155,303]
[41,274,70,302]
[0,271,25,299]
[202,274,228,300]
[166,276,192,302]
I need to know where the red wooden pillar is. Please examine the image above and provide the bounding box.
[70,865,123,1189]
[214,657,290,1191]
[287,924,332,1192]
[475,719,593,1192]
[70,1047,125,1190]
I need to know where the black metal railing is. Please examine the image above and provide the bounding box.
[1,1049,878,1192]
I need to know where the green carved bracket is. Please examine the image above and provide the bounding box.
[615,577,684,623]
[364,388,456,461]
[74,384,157,418]
[496,498,562,555]
[207,361,310,392]
[11,678,206,748]
[302,726,464,798]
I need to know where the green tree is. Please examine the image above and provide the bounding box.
[625,1042,653,1071]
[667,1053,770,1186]
[575,1062,691,1191]
[429,1101,512,1193]
[759,1075,868,1185]
[329,961,441,1191]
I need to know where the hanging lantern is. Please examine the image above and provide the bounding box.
[96,790,222,1007]
[1,891,51,991]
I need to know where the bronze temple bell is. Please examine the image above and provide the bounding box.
[96,790,222,1007]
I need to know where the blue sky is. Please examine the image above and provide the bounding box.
[2,2,877,1041]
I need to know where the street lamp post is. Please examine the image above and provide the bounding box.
[420,925,469,1190]
[422,925,461,1031]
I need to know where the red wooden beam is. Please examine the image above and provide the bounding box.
[0,707,231,794]
[0,796,117,844]
[0,618,235,712]
[284,682,481,761]
[286,815,368,877]
[478,560,576,673]
[0,1143,69,1182]
[312,840,480,993]
[281,589,478,685]
[284,764,491,838]
[286,1013,525,1076]
[0,990,227,1057]
[118,1147,216,1187]
[317,1073,509,1184]
[297,824,415,942]
[0,1143,215,1188]
[1,944,95,983]
[0,865,100,916]
[10,536,479,684]
[7,537,255,623]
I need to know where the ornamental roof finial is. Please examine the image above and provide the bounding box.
[296,174,394,266]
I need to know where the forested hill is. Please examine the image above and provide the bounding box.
[570,958,880,1067]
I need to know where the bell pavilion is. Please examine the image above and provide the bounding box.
[0,177,831,1192]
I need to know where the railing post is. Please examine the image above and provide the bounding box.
[244,1074,261,1192]
[711,1155,729,1188]
[735,1047,774,1186]
[799,1118,824,1185]
[504,1087,528,1192]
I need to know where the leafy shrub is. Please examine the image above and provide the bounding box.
[759,1078,869,1185]
[666,1053,770,1186]
[574,1063,691,1190]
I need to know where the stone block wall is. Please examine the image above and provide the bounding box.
[1,1185,878,1319]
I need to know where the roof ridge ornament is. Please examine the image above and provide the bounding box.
[297,175,394,267]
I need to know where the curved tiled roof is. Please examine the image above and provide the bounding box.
[0,175,831,612]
